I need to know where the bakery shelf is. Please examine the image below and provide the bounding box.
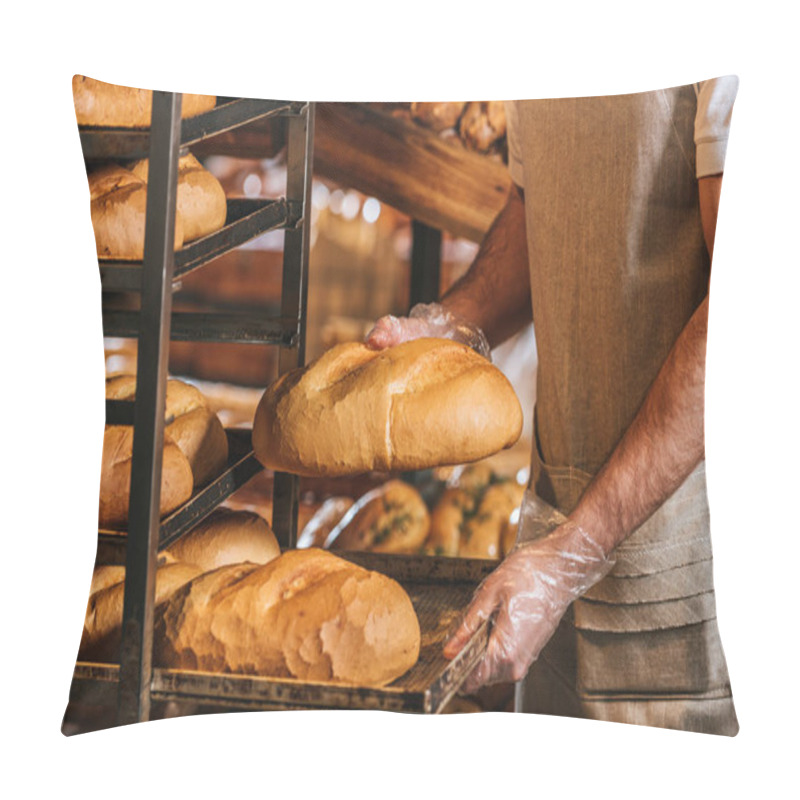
[95,428,264,565]
[69,553,495,714]
[79,97,304,161]
[98,197,295,293]
[101,311,298,345]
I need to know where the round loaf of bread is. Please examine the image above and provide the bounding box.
[88,164,184,259]
[155,548,421,687]
[326,480,430,554]
[165,508,280,571]
[253,338,523,477]
[130,153,227,243]
[73,75,216,128]
[99,425,194,529]
[106,375,229,488]
[79,562,202,663]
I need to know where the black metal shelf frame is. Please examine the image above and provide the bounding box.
[86,91,315,725]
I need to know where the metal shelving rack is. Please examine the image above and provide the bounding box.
[81,91,314,724]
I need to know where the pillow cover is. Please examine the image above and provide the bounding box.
[63,75,738,737]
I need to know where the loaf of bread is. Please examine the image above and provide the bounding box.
[459,101,507,152]
[155,548,421,686]
[410,101,467,132]
[99,425,194,529]
[89,164,184,259]
[79,562,202,663]
[165,508,280,571]
[73,75,216,128]
[99,377,229,529]
[253,339,523,477]
[425,466,525,559]
[129,153,227,243]
[106,375,229,488]
[326,480,430,554]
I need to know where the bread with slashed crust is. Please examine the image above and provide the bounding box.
[155,548,421,686]
[253,338,523,477]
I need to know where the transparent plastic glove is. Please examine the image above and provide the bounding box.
[443,491,615,692]
[365,302,492,360]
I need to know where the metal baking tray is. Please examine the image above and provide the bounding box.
[70,552,496,714]
[95,428,263,565]
[99,197,293,293]
[79,98,305,161]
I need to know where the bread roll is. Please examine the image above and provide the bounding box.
[79,562,202,663]
[410,101,466,132]
[326,481,430,554]
[459,101,507,152]
[99,425,194,529]
[129,153,227,243]
[165,508,280,571]
[425,470,525,559]
[253,339,523,477]
[73,75,216,128]
[155,548,421,687]
[89,164,185,259]
[106,376,229,488]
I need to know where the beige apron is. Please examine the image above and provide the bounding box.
[509,85,738,735]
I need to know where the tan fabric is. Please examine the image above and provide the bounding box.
[508,84,737,735]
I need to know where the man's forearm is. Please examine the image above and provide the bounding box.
[569,295,710,554]
[441,183,532,348]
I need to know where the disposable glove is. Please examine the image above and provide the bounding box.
[443,491,614,692]
[365,302,491,360]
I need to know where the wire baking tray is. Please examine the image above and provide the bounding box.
[98,197,293,294]
[95,428,263,565]
[70,552,496,714]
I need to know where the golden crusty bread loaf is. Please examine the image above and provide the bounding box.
[73,75,216,128]
[165,508,280,572]
[129,153,227,243]
[79,562,202,663]
[89,164,185,259]
[253,339,523,477]
[99,425,194,529]
[155,548,421,687]
[106,375,229,488]
[326,480,430,554]
[425,467,525,559]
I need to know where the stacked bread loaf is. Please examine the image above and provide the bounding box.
[81,509,280,662]
[80,510,420,687]
[73,75,216,128]
[99,376,229,529]
[253,339,523,477]
[88,153,227,260]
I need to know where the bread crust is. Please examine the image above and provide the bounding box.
[73,75,216,128]
[155,549,421,686]
[253,339,523,477]
[166,508,280,572]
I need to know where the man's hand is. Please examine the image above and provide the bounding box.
[365,301,492,359]
[443,502,614,692]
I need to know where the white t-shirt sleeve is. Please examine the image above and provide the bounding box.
[694,76,739,178]
[504,100,525,187]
